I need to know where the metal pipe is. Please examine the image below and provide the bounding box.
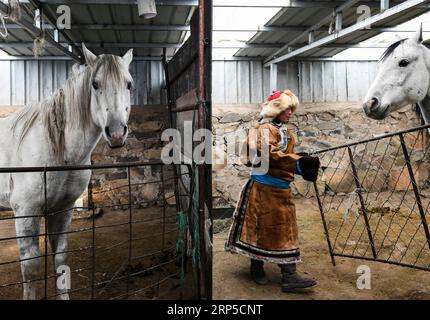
[313,182,336,266]
[398,133,430,253]
[347,146,377,259]
[311,124,430,156]
[0,2,82,62]
[197,0,209,300]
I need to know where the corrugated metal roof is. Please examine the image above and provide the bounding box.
[0,2,194,58]
[234,0,429,59]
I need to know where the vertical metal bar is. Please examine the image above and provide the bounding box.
[270,63,278,92]
[43,168,48,300]
[126,166,132,299]
[163,48,181,214]
[160,166,167,251]
[399,133,430,252]
[347,146,377,259]
[335,12,342,31]
[197,0,208,300]
[313,182,336,266]
[89,173,95,300]
[308,31,315,44]
[381,0,390,11]
[156,165,167,298]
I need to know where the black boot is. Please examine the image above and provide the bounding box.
[279,263,316,292]
[250,259,268,285]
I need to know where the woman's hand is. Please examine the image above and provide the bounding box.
[297,156,320,182]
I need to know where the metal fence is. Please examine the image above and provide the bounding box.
[0,161,196,300]
[310,124,430,271]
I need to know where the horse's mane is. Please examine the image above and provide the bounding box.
[380,39,407,62]
[11,54,127,163]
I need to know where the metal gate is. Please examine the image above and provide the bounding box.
[0,161,196,299]
[311,124,430,271]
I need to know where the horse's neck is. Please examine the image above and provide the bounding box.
[417,49,430,126]
[64,120,101,165]
[63,69,102,165]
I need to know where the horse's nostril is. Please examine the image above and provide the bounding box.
[368,97,380,110]
[105,126,111,138]
[123,126,128,136]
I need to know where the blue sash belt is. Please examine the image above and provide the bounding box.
[251,174,291,189]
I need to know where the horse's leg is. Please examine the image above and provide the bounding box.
[47,206,73,300]
[14,211,41,300]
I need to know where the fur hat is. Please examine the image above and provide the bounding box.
[260,89,299,119]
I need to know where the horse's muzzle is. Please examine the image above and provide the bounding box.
[105,124,128,148]
[363,97,389,120]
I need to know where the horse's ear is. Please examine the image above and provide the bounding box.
[413,22,423,44]
[122,49,133,66]
[82,43,97,66]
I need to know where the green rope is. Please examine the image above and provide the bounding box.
[191,168,200,271]
[176,210,187,287]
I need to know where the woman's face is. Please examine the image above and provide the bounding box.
[278,108,293,123]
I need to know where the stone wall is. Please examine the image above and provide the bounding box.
[89,105,174,208]
[212,102,427,208]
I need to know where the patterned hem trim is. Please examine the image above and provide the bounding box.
[225,243,301,265]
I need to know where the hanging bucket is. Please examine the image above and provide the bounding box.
[137,0,157,19]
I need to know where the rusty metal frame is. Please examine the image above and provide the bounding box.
[0,161,194,299]
[312,124,430,271]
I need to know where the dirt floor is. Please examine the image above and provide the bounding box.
[213,196,430,300]
[0,206,197,300]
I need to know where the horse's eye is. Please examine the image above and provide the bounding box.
[399,59,410,67]
[127,82,132,90]
[92,81,99,90]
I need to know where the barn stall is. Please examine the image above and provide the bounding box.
[212,0,430,299]
[0,0,212,300]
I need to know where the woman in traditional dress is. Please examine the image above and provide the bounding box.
[225,89,320,292]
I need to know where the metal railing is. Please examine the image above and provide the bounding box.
[310,124,430,271]
[0,160,195,299]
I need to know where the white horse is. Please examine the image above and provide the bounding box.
[363,24,430,123]
[0,44,133,299]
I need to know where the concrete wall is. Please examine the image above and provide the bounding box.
[0,60,166,106]
[212,60,378,104]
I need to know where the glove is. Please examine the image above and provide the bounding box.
[296,156,320,182]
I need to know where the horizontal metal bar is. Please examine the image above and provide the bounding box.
[72,24,190,31]
[0,56,173,61]
[264,0,362,64]
[311,124,430,156]
[264,0,429,66]
[0,2,82,62]
[31,0,83,58]
[20,0,424,8]
[0,160,165,173]
[333,253,430,272]
[0,42,183,49]
[214,43,283,49]
[4,23,191,31]
[35,0,198,6]
[213,0,417,8]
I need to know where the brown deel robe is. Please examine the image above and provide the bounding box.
[225,121,303,264]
